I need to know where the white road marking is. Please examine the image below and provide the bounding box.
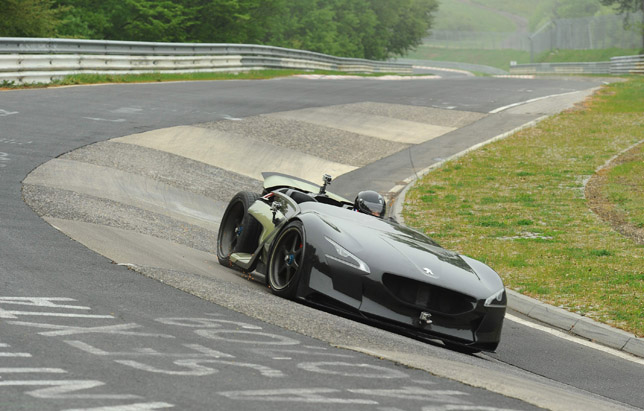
[0,368,66,373]
[250,348,354,358]
[297,362,408,379]
[195,329,300,345]
[422,406,521,411]
[219,388,379,404]
[0,138,32,145]
[505,313,644,365]
[0,297,91,310]
[112,108,143,114]
[0,310,113,319]
[156,317,262,329]
[115,359,285,377]
[9,321,175,338]
[0,109,18,116]
[114,360,218,376]
[65,341,234,359]
[348,386,468,404]
[489,91,581,114]
[83,117,126,122]
[0,380,140,399]
[295,74,437,80]
[63,402,174,411]
[0,352,32,357]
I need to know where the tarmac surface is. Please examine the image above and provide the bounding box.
[3,74,643,410]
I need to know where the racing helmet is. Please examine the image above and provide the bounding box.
[354,191,386,218]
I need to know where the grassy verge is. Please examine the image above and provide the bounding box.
[404,46,530,70]
[603,146,644,230]
[404,46,641,71]
[403,77,644,336]
[587,142,644,245]
[0,69,420,89]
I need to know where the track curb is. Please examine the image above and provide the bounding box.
[389,117,644,360]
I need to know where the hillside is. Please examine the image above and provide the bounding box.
[433,0,619,33]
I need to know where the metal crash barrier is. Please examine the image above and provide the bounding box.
[509,54,644,75]
[0,37,412,84]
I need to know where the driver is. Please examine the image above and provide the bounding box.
[354,191,386,219]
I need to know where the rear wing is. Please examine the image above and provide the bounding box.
[262,172,352,205]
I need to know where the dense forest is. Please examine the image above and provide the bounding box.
[0,0,438,60]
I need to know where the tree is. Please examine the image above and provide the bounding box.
[551,0,603,19]
[366,0,438,59]
[54,0,192,42]
[41,0,438,60]
[186,0,286,44]
[108,0,191,42]
[0,0,59,37]
[600,0,644,50]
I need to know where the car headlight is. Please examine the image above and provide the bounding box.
[325,237,370,274]
[484,288,506,307]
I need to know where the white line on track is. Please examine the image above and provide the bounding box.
[489,90,582,114]
[506,313,644,365]
[83,117,126,122]
[0,368,67,373]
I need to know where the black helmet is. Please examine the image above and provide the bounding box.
[354,191,386,218]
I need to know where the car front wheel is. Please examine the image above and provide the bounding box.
[268,221,306,299]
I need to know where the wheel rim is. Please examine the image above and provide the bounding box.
[219,202,244,256]
[271,228,303,290]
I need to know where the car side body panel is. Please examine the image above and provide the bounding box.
[223,176,506,352]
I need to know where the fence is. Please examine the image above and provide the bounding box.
[529,14,643,57]
[424,12,643,56]
[509,55,644,75]
[0,38,412,84]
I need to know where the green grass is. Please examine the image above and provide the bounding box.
[604,145,644,229]
[404,46,642,71]
[405,46,530,70]
[0,69,417,89]
[431,0,619,32]
[432,0,516,32]
[538,48,643,63]
[404,77,644,336]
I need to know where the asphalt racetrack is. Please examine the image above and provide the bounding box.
[1,73,643,410]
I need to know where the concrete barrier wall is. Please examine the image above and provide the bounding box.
[0,37,412,84]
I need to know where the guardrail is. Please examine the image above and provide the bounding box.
[510,61,612,75]
[0,37,412,84]
[509,55,644,75]
[610,54,644,74]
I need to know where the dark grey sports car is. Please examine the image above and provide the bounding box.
[217,172,506,353]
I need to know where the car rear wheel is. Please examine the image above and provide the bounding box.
[268,221,306,299]
[217,191,261,267]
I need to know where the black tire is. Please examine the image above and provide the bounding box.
[217,191,261,267]
[267,221,306,299]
